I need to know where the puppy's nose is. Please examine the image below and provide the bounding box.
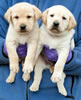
[53,21,59,27]
[20,24,26,30]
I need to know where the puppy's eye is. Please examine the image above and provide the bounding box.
[14,16,19,19]
[50,14,54,17]
[27,16,32,19]
[62,16,66,20]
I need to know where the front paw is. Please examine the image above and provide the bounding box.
[51,72,62,83]
[6,74,15,83]
[30,84,39,92]
[23,64,33,73]
[6,76,15,83]
[59,87,67,96]
[22,73,30,82]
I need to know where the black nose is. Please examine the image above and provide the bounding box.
[20,24,26,30]
[53,21,59,27]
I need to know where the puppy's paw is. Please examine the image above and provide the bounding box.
[22,73,30,82]
[58,87,67,96]
[51,72,62,83]
[6,76,15,83]
[10,64,19,73]
[30,84,39,92]
[23,63,33,73]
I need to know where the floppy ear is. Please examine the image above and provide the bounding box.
[41,9,48,25]
[4,7,12,23]
[33,6,41,21]
[68,14,76,30]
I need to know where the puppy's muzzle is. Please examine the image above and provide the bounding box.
[53,21,59,28]
[50,21,60,33]
[20,24,26,31]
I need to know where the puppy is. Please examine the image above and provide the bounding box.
[5,2,41,83]
[29,5,76,96]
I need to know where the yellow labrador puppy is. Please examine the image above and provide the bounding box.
[30,5,76,96]
[5,2,41,83]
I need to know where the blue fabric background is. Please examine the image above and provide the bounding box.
[0,0,81,100]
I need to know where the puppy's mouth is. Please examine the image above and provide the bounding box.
[19,30,28,32]
[18,30,29,33]
[50,27,60,33]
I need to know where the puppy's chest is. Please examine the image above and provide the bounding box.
[44,38,61,49]
[41,35,70,49]
[18,35,29,44]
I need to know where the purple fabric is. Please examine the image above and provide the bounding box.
[3,43,72,63]
[3,43,27,58]
[17,44,27,58]
[4,42,8,56]
[43,45,72,63]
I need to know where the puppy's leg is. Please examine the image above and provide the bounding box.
[49,65,67,96]
[51,48,69,83]
[21,60,30,82]
[23,41,43,74]
[6,41,19,83]
[30,55,47,91]
[23,42,37,74]
[57,72,67,96]
[34,42,43,65]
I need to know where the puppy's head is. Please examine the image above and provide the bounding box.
[4,3,41,34]
[41,5,76,34]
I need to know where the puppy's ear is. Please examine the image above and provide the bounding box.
[41,9,48,25]
[33,6,41,21]
[68,14,76,30]
[4,7,12,23]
